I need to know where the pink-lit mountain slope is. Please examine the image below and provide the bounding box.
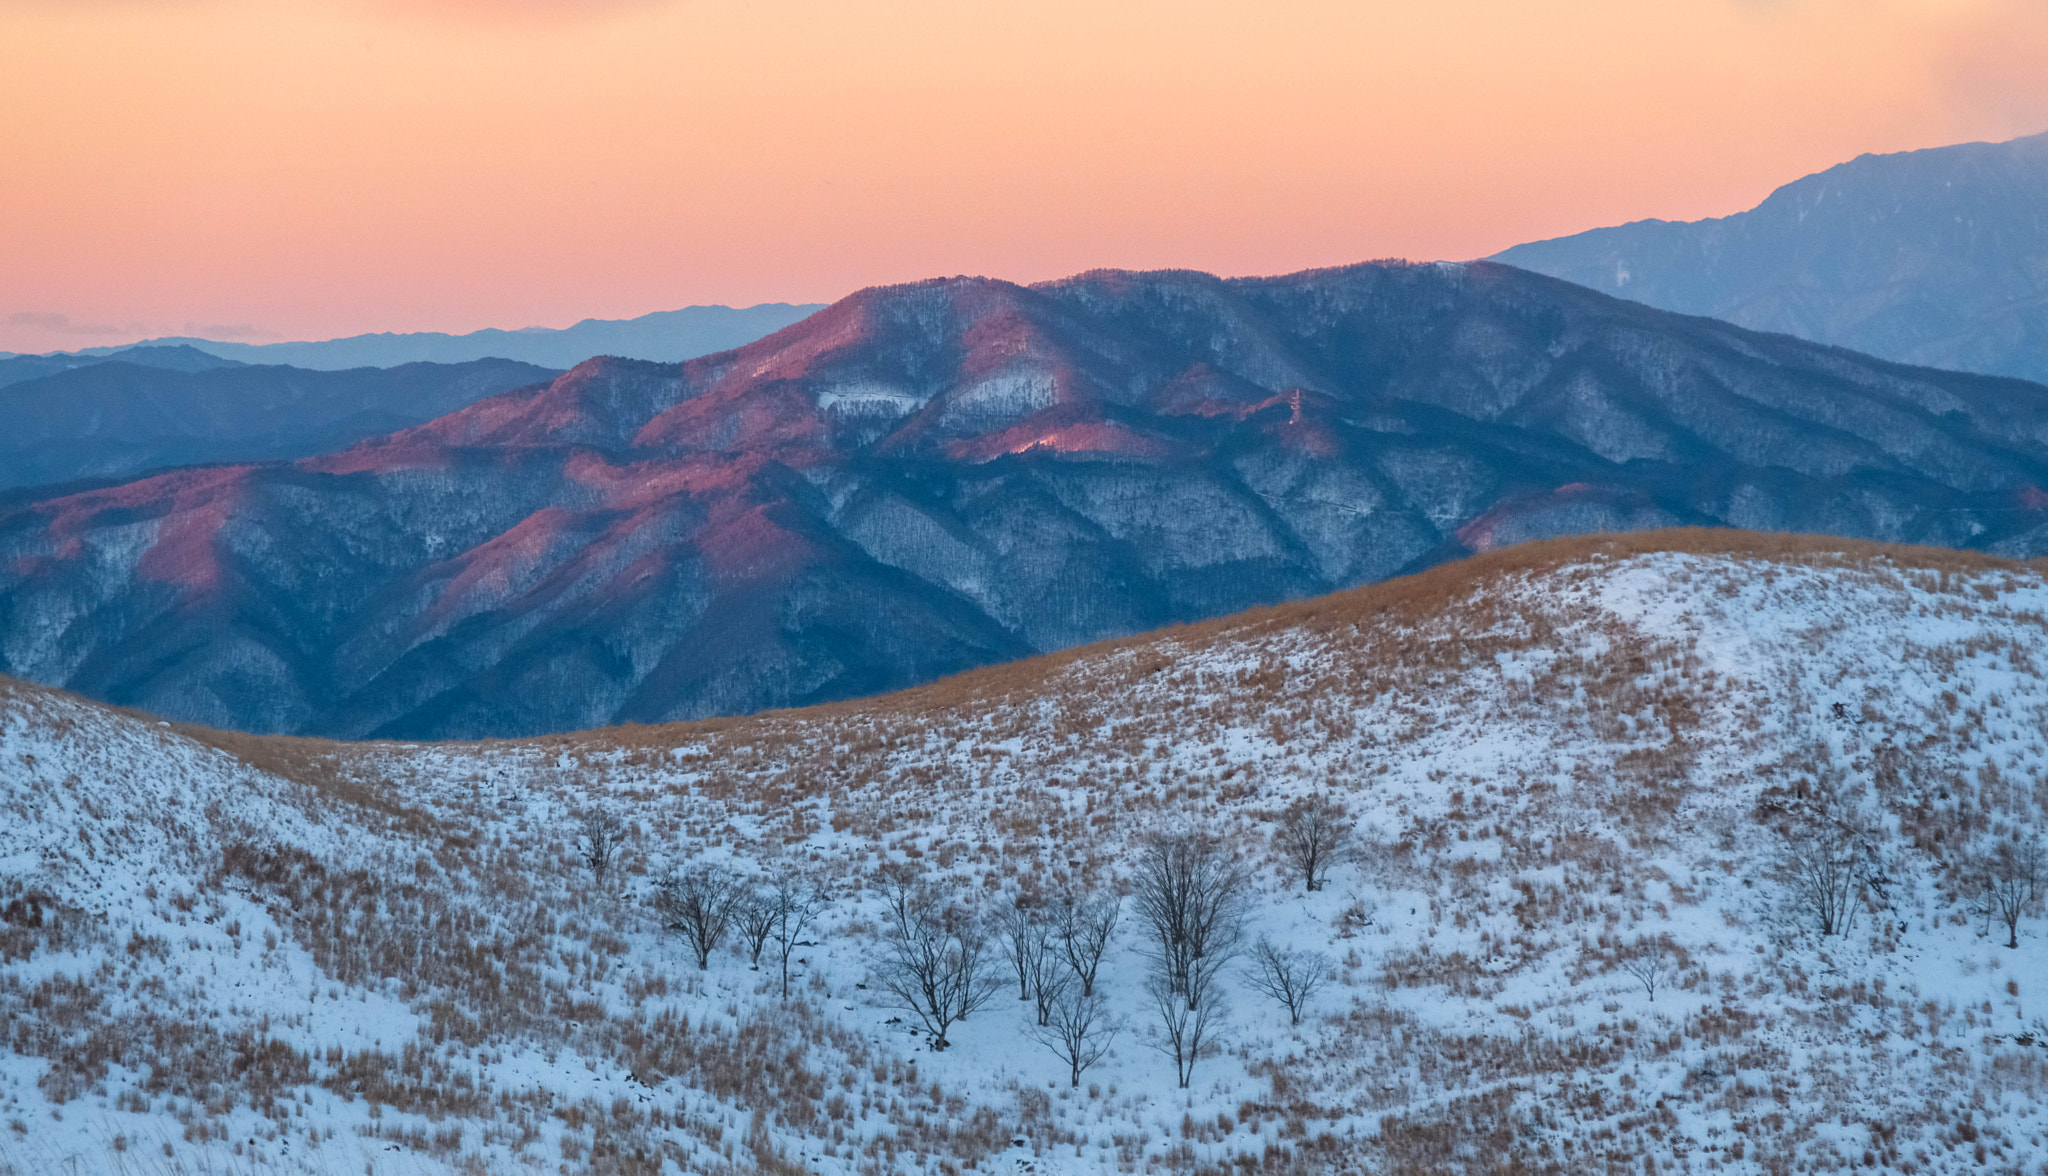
[9,260,2048,738]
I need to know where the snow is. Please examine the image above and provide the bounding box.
[4,546,2048,1173]
[938,372,1060,433]
[817,382,925,418]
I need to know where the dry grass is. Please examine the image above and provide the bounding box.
[7,527,2048,1174]
[543,528,2046,750]
[5,529,2021,787]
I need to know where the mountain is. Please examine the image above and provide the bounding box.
[1494,130,2048,383]
[0,342,244,388]
[5,534,2048,1175]
[0,357,558,490]
[10,259,2048,739]
[62,302,826,370]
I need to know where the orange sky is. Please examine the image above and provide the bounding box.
[3,0,2046,354]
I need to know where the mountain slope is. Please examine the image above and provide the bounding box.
[0,357,558,490]
[1494,130,2048,383]
[5,534,2048,1175]
[70,302,827,370]
[12,260,2048,738]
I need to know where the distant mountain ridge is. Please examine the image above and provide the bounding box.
[0,357,558,490]
[0,343,243,389]
[25,302,825,371]
[0,304,824,488]
[1494,130,2048,384]
[10,260,2048,739]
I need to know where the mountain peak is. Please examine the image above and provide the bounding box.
[1493,130,2048,383]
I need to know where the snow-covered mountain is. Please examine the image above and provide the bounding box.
[12,261,2048,740]
[1495,130,2048,385]
[5,532,2048,1174]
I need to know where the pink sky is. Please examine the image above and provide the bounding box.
[3,0,2045,353]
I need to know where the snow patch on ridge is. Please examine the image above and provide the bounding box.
[816,381,925,416]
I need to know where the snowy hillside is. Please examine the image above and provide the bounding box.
[6,530,2048,1175]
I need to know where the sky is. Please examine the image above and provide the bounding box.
[3,0,2046,354]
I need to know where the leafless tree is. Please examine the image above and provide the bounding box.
[578,808,627,886]
[871,861,921,937]
[1276,795,1351,893]
[871,872,1003,1051]
[1146,971,1222,1088]
[996,891,1070,1025]
[997,898,1051,1002]
[765,870,827,999]
[651,866,741,969]
[733,889,776,968]
[1131,829,1249,1008]
[1616,936,1679,1002]
[1032,986,1121,1088]
[1053,889,1120,998]
[1781,830,1866,937]
[1244,936,1328,1025]
[1984,838,2045,950]
[1029,951,1070,1027]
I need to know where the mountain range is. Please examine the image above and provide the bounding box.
[1495,129,2048,384]
[25,301,825,371]
[0,356,558,490]
[0,342,243,388]
[10,259,2048,739]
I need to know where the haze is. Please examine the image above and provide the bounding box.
[3,0,2045,354]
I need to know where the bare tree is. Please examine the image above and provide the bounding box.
[1054,889,1120,998]
[733,889,776,968]
[1146,971,1222,1088]
[1276,795,1351,893]
[1032,986,1121,1088]
[1244,936,1328,1025]
[578,808,627,886]
[870,861,922,938]
[871,873,1003,1051]
[997,898,1050,1002]
[1616,936,1679,1002]
[1984,838,2046,950]
[996,889,1070,1025]
[1781,831,1866,937]
[1131,830,1249,1008]
[651,866,741,970]
[1030,954,1070,1027]
[765,871,827,1000]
